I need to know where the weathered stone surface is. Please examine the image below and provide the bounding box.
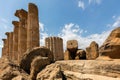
[67,40,78,52]
[45,37,64,61]
[29,56,50,80]
[64,50,72,60]
[86,41,99,60]
[75,49,86,60]
[36,64,63,80]
[56,60,120,78]
[12,75,30,80]
[5,32,10,57]
[27,3,40,50]
[0,57,29,80]
[19,47,53,74]
[63,71,120,80]
[99,27,120,59]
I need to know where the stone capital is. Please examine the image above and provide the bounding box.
[2,39,6,42]
[5,32,10,36]
[15,9,28,19]
[12,21,19,27]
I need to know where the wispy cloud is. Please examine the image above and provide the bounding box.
[78,0,102,10]
[78,0,85,10]
[89,0,102,5]
[39,22,44,32]
[107,16,120,28]
[112,16,120,28]
[39,22,49,46]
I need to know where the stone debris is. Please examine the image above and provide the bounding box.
[36,64,63,80]
[64,40,86,60]
[19,47,53,74]
[86,41,99,60]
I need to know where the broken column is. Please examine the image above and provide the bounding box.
[45,37,64,61]
[27,3,40,50]
[12,21,19,61]
[86,41,99,60]
[15,9,28,61]
[64,40,78,60]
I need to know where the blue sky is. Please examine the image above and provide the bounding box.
[0,0,120,56]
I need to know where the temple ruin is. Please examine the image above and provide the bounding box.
[2,3,40,62]
[1,3,64,62]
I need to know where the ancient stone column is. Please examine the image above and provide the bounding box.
[45,37,64,61]
[2,39,6,57]
[15,9,28,61]
[12,21,19,61]
[9,32,13,60]
[5,32,10,58]
[27,3,40,50]
[5,32,13,60]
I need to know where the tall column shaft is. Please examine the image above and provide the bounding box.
[27,3,40,50]
[9,32,13,60]
[15,9,28,61]
[5,32,10,58]
[12,21,19,61]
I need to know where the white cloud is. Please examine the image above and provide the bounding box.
[58,23,110,50]
[39,22,44,31]
[112,16,120,28]
[107,16,120,28]
[78,0,85,10]
[89,0,102,4]
[39,22,49,46]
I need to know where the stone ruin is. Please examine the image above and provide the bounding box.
[1,3,64,63]
[1,2,120,80]
[64,40,86,60]
[2,3,40,62]
[45,37,64,61]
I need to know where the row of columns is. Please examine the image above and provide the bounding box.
[2,3,40,61]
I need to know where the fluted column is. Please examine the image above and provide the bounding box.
[27,3,40,50]
[5,32,10,58]
[45,37,64,61]
[15,9,28,61]
[12,21,19,60]
[9,32,13,60]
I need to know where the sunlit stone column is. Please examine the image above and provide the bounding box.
[15,9,28,61]
[5,32,10,58]
[27,3,40,50]
[12,21,19,60]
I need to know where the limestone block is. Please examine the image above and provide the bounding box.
[86,41,99,60]
[67,40,78,52]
